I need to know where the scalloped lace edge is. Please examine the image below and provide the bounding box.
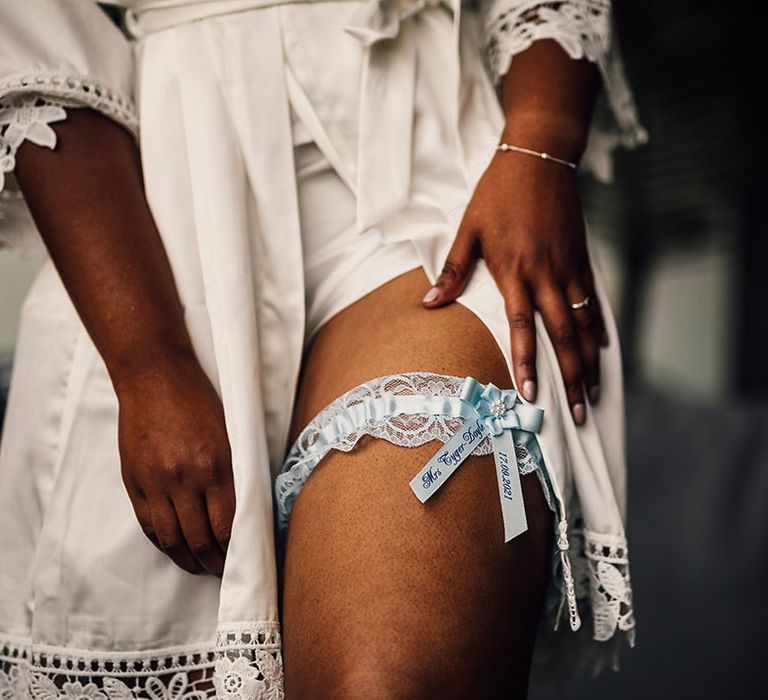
[0,624,284,699]
[480,0,649,182]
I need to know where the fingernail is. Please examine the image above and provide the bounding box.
[422,286,440,304]
[588,384,600,403]
[523,379,536,402]
[572,403,586,425]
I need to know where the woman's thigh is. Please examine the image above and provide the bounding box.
[281,266,554,699]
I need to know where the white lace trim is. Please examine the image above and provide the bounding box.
[557,505,636,671]
[0,624,284,699]
[0,93,68,252]
[582,529,635,644]
[480,0,649,182]
[275,371,555,531]
[0,73,138,140]
[0,77,138,252]
[0,94,67,192]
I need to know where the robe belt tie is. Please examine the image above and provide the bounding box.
[343,0,457,234]
[127,0,460,237]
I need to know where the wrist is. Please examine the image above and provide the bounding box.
[109,342,202,398]
[500,111,590,164]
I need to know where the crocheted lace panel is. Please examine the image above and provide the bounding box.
[480,0,649,182]
[557,506,636,674]
[0,624,284,700]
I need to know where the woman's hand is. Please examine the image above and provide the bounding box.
[115,354,235,577]
[14,110,236,574]
[420,38,605,424]
[421,142,608,425]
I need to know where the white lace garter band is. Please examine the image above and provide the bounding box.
[275,371,636,672]
[275,371,557,533]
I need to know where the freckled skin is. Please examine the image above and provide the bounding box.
[280,267,554,699]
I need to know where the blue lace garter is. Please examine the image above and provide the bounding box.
[274,372,557,538]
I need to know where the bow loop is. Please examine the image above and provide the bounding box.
[486,412,521,436]
[464,381,520,436]
[461,377,544,435]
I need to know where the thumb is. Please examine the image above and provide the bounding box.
[422,227,479,308]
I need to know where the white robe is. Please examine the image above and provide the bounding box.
[0,0,647,696]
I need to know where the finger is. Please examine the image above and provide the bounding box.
[422,224,478,307]
[206,481,236,555]
[173,493,226,577]
[150,497,205,575]
[497,275,537,402]
[565,280,601,405]
[534,282,586,425]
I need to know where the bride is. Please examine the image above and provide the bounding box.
[0,0,646,697]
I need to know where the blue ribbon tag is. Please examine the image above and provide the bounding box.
[491,429,528,542]
[409,414,489,503]
[409,377,543,543]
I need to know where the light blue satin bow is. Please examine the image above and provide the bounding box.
[468,382,522,435]
[459,376,544,433]
[410,376,545,542]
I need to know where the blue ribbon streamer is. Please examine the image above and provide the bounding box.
[409,377,545,543]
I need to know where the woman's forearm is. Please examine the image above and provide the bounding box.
[14,108,196,393]
[498,38,601,163]
[14,107,236,575]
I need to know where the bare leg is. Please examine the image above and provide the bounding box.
[281,267,554,699]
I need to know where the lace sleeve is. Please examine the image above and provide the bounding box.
[0,0,137,252]
[478,0,648,182]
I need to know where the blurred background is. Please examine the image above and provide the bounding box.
[0,0,764,697]
[531,1,766,698]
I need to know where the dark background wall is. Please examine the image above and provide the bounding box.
[529,2,766,698]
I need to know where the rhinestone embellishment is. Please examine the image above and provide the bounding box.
[489,399,507,418]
